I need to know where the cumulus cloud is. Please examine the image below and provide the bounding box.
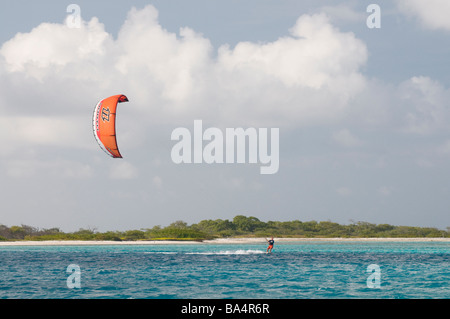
[1,4,449,230]
[397,76,450,134]
[0,17,113,81]
[397,0,450,31]
[0,6,369,129]
[219,13,366,90]
[0,4,449,181]
[113,6,215,114]
[215,13,368,126]
[0,4,377,186]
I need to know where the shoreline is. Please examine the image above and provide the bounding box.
[0,237,449,246]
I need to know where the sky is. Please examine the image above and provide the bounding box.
[0,0,450,232]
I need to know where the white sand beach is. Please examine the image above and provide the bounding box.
[0,237,448,246]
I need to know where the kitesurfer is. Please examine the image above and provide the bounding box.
[266,237,274,253]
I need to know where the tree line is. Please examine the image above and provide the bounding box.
[0,215,448,241]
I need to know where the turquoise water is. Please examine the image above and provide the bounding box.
[0,241,448,299]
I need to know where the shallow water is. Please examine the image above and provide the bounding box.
[0,241,448,299]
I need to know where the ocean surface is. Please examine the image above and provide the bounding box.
[0,241,448,299]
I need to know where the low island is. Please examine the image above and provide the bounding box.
[1,215,448,245]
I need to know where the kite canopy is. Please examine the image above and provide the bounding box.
[92,94,128,158]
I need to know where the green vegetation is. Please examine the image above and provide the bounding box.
[0,215,448,242]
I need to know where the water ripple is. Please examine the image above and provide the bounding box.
[0,242,448,298]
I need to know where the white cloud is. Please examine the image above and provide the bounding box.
[114,6,214,107]
[397,0,450,31]
[0,4,376,189]
[0,5,449,189]
[0,4,449,230]
[215,13,368,126]
[398,76,450,134]
[0,6,369,132]
[219,13,366,90]
[0,18,113,81]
